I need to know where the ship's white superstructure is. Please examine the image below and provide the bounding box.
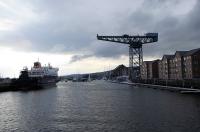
[28,62,59,78]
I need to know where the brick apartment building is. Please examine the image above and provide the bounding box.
[141,60,159,79]
[170,49,200,80]
[141,48,200,80]
[158,55,174,80]
[169,51,187,80]
[183,48,200,79]
[141,61,150,79]
[150,60,159,79]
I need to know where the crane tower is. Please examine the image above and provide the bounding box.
[97,33,158,79]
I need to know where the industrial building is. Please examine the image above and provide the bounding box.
[110,64,129,79]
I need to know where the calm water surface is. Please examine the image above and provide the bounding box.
[0,81,200,132]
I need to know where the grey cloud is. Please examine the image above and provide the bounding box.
[119,0,200,59]
[0,0,199,61]
[91,41,128,58]
[69,54,92,63]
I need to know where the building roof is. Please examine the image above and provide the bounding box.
[185,48,200,56]
[173,48,200,57]
[175,51,187,56]
[113,64,127,71]
[149,48,200,62]
[162,55,174,60]
[143,61,152,63]
[153,59,160,62]
[143,59,159,64]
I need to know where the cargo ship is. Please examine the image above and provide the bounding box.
[13,61,59,89]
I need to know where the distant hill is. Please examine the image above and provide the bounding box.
[60,71,109,80]
[60,64,130,81]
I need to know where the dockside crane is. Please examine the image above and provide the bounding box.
[97,33,158,80]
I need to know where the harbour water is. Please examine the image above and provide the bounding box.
[0,81,200,131]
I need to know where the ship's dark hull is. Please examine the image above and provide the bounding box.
[13,70,60,90]
[35,76,60,87]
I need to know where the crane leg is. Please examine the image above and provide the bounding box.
[129,46,134,80]
[129,45,143,80]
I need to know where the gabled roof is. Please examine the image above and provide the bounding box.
[175,51,187,57]
[143,61,152,63]
[144,59,159,64]
[150,59,160,64]
[153,59,160,62]
[114,64,127,70]
[185,48,200,56]
[157,48,200,61]
[162,55,174,60]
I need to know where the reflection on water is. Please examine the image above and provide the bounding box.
[0,81,200,131]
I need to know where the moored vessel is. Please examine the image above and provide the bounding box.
[14,61,59,89]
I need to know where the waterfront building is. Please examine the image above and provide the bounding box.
[141,61,151,79]
[169,51,187,80]
[158,55,174,80]
[142,48,200,80]
[183,48,200,79]
[111,64,128,79]
[169,57,175,79]
[141,60,159,80]
[149,60,159,79]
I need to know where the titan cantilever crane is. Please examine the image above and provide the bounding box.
[97,33,158,79]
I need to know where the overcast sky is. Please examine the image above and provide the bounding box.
[0,0,199,77]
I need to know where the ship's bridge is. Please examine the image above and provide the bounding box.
[29,62,59,77]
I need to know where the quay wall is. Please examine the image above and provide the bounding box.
[132,79,200,89]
